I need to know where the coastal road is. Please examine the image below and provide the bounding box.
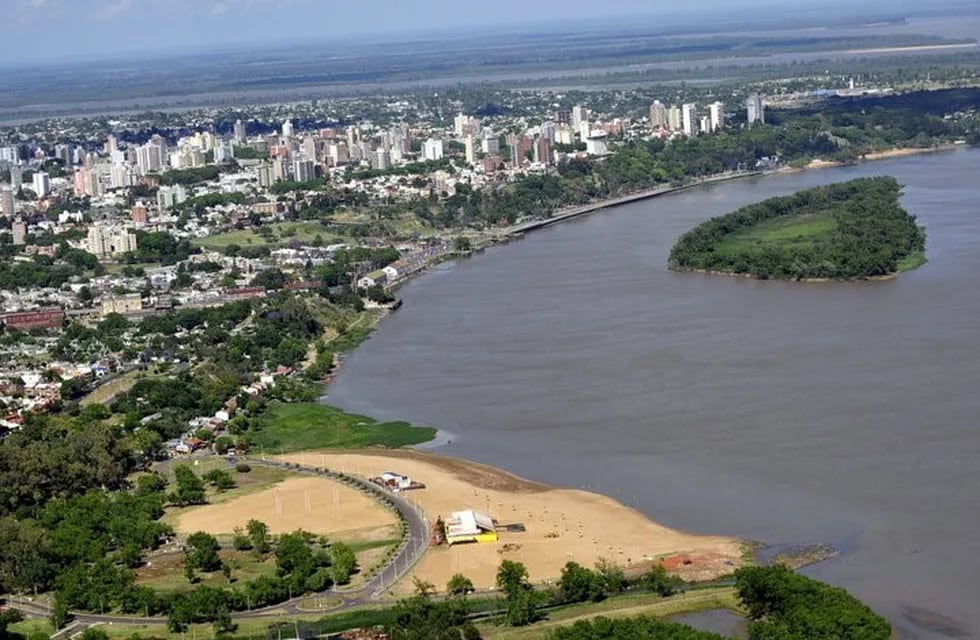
[9,457,430,627]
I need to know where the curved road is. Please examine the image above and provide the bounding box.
[10,456,430,628]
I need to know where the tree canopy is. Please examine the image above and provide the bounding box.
[669,177,925,280]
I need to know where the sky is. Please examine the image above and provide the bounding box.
[1,0,973,62]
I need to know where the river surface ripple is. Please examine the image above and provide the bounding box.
[328,149,980,639]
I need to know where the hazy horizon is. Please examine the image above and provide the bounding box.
[6,0,980,65]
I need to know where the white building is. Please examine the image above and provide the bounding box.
[157,184,188,210]
[747,94,765,125]
[32,171,50,197]
[282,120,295,139]
[585,132,609,155]
[709,101,725,131]
[88,224,137,259]
[422,138,444,161]
[481,135,500,155]
[682,104,698,136]
[667,106,682,132]
[233,119,247,144]
[136,141,166,175]
[571,105,589,130]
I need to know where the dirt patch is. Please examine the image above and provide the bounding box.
[174,476,396,536]
[279,451,743,594]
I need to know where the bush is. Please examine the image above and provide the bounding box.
[235,463,251,473]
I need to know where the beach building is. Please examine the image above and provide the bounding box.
[445,509,497,545]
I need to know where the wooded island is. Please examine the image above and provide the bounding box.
[668,177,926,280]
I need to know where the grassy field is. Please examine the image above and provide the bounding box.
[81,369,154,406]
[478,587,742,639]
[714,212,837,256]
[135,550,278,593]
[249,402,436,453]
[192,222,342,251]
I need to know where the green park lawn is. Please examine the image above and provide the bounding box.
[713,211,837,256]
[249,402,436,453]
[192,222,342,251]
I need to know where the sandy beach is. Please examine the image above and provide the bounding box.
[174,476,397,539]
[278,450,743,594]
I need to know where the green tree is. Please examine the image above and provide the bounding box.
[446,573,475,596]
[50,593,70,630]
[331,542,357,585]
[247,519,271,554]
[185,531,222,572]
[203,469,236,491]
[496,560,539,627]
[558,561,605,603]
[643,564,683,597]
[169,465,206,506]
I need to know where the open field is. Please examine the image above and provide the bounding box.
[250,402,436,453]
[159,460,292,511]
[713,211,836,256]
[278,451,743,594]
[81,369,158,406]
[191,222,342,251]
[174,475,398,538]
[478,587,742,639]
[136,549,278,592]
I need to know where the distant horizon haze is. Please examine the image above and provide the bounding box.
[5,0,980,65]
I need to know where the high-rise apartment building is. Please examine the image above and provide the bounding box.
[374,148,392,171]
[87,224,137,259]
[9,166,23,190]
[649,100,668,128]
[282,120,294,139]
[747,94,765,124]
[534,136,552,165]
[11,218,26,246]
[32,171,50,197]
[708,102,725,131]
[136,141,166,175]
[293,159,316,182]
[667,106,682,132]
[571,105,589,131]
[1,186,14,218]
[681,104,698,136]
[422,138,444,161]
[233,120,247,144]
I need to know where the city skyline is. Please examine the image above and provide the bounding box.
[4,0,977,63]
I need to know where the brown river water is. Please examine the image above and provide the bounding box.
[327,148,980,638]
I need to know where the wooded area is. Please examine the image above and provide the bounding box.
[668,177,925,280]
